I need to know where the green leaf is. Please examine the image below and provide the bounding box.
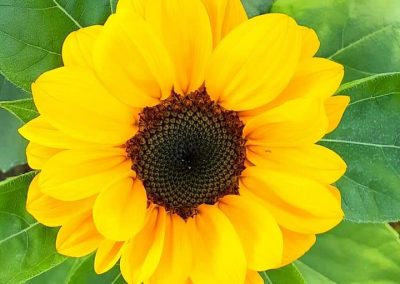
[272,0,400,222]
[271,0,400,83]
[0,109,27,172]
[241,0,273,18]
[262,263,305,284]
[294,262,334,284]
[0,0,113,172]
[110,0,118,13]
[0,75,29,172]
[0,98,38,123]
[0,74,29,100]
[320,73,400,222]
[0,0,112,92]
[0,172,127,283]
[27,255,126,284]
[26,258,77,284]
[298,221,400,283]
[53,0,113,27]
[0,172,69,283]
[64,255,123,284]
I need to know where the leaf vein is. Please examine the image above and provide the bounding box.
[111,273,123,284]
[342,175,400,204]
[0,30,60,56]
[321,138,400,149]
[110,0,115,13]
[328,24,396,59]
[348,92,400,106]
[52,0,82,28]
[0,222,39,246]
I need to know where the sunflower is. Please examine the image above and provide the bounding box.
[19,0,348,283]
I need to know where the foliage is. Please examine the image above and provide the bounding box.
[0,0,399,282]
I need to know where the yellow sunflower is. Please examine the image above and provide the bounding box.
[19,0,349,283]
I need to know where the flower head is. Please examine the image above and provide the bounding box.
[19,0,348,283]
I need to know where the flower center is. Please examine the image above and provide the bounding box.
[126,90,246,218]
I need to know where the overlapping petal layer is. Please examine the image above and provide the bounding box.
[219,194,283,270]
[62,25,102,67]
[144,0,213,94]
[240,168,343,234]
[149,213,193,284]
[188,205,247,284]
[201,0,247,46]
[38,149,132,201]
[120,206,167,284]
[25,142,60,169]
[27,175,95,226]
[246,144,346,184]
[94,240,124,274]
[244,97,328,147]
[93,12,174,108]
[32,67,136,145]
[56,212,103,257]
[93,178,147,241]
[206,14,302,111]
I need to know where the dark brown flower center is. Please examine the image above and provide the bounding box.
[126,89,246,218]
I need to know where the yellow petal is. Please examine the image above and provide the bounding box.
[245,270,264,284]
[94,239,124,274]
[93,178,147,241]
[201,0,247,46]
[275,57,344,104]
[188,204,246,284]
[299,26,320,59]
[242,166,342,218]
[120,206,167,284]
[26,142,60,169]
[34,67,134,124]
[246,144,347,184]
[325,95,350,133]
[327,184,342,204]
[26,175,95,227]
[149,214,192,284]
[116,0,148,17]
[219,194,283,270]
[242,57,342,120]
[145,0,212,94]
[240,185,341,235]
[38,148,132,201]
[280,227,316,267]
[62,25,102,67]
[32,67,136,145]
[19,116,91,149]
[244,98,328,147]
[206,13,302,111]
[241,167,343,234]
[93,14,174,108]
[56,213,103,257]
